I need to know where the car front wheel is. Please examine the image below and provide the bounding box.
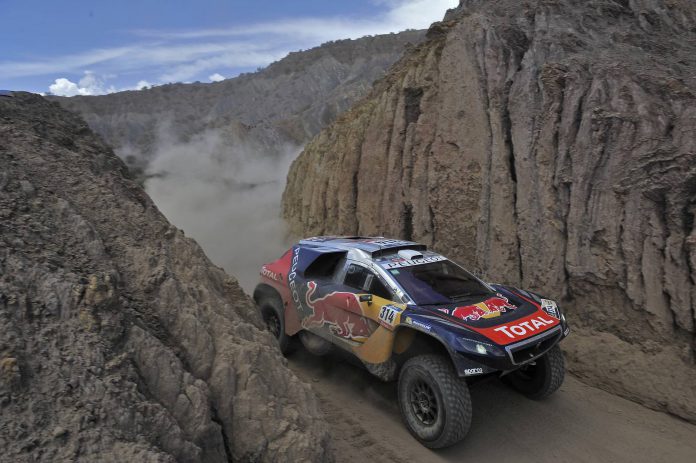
[398,354,472,449]
[503,344,565,399]
[259,299,292,355]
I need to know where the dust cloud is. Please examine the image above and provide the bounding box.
[144,128,299,293]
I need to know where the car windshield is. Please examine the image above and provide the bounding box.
[386,259,492,305]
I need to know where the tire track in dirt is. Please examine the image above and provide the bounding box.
[289,348,696,463]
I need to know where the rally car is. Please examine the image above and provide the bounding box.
[254,237,570,448]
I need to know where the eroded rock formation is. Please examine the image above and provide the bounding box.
[0,93,331,462]
[283,0,696,421]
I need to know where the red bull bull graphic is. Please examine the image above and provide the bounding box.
[302,281,373,341]
[452,296,517,322]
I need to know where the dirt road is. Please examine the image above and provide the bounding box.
[288,349,696,463]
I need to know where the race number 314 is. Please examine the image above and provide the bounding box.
[379,305,399,326]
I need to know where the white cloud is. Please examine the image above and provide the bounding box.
[48,72,154,96]
[78,71,107,94]
[159,49,283,82]
[48,78,83,97]
[48,71,107,96]
[136,80,152,90]
[2,46,135,80]
[134,0,458,42]
[209,73,225,82]
[2,0,459,92]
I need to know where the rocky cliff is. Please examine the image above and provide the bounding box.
[283,0,696,421]
[0,93,331,462]
[51,31,424,172]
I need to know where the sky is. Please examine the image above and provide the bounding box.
[0,0,459,95]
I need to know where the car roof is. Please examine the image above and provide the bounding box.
[298,236,426,256]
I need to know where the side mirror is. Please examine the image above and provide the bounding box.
[359,294,373,305]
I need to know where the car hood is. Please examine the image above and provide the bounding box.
[410,286,562,345]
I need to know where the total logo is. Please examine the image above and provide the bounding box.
[261,266,282,282]
[471,312,560,345]
[493,315,556,340]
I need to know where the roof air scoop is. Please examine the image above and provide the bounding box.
[398,249,424,260]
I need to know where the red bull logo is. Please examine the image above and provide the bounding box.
[302,281,373,340]
[452,296,517,322]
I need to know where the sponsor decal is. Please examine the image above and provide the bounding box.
[382,255,447,269]
[366,238,413,246]
[404,317,431,331]
[470,312,560,345]
[302,281,372,340]
[452,296,517,322]
[287,247,304,312]
[464,368,483,376]
[541,299,559,318]
[378,304,401,328]
[260,265,283,282]
[304,236,333,242]
[493,316,556,339]
[436,307,450,315]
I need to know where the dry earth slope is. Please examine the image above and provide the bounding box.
[283,0,696,421]
[0,93,331,462]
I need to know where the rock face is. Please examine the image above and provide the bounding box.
[51,31,425,172]
[0,93,331,462]
[283,0,696,421]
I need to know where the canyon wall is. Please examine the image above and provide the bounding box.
[0,93,332,462]
[283,0,696,421]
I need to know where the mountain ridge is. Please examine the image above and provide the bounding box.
[50,31,426,170]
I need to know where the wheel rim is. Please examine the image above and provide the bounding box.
[409,379,438,426]
[266,312,281,339]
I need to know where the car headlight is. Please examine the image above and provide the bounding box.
[457,337,506,357]
[540,298,561,319]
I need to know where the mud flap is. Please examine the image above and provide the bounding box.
[363,358,398,381]
[352,326,395,364]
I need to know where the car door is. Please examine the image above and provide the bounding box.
[337,262,403,337]
[345,264,405,332]
[299,261,370,342]
[339,262,409,365]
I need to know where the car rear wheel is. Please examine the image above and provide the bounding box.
[259,299,292,355]
[504,344,565,399]
[398,355,472,449]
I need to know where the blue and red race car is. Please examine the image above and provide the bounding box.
[254,236,570,448]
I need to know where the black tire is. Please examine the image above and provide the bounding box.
[298,330,333,356]
[398,355,472,449]
[504,344,565,399]
[258,299,292,355]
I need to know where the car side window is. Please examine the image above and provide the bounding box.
[370,278,392,300]
[344,264,393,300]
[344,264,369,291]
